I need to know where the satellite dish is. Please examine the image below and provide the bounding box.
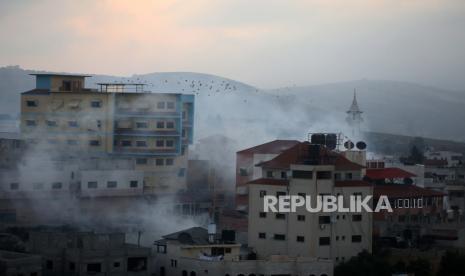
[356,141,367,150]
[344,140,355,150]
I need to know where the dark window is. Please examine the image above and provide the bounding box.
[259,212,267,218]
[68,121,79,127]
[10,183,19,190]
[166,158,174,166]
[88,181,98,189]
[166,140,174,147]
[167,102,175,109]
[87,263,101,273]
[69,262,75,271]
[274,234,286,241]
[136,158,147,165]
[297,215,306,221]
[157,102,165,109]
[281,171,287,179]
[352,214,362,221]
[225,247,231,253]
[178,168,186,177]
[67,139,78,145]
[266,171,273,178]
[317,171,332,179]
[136,140,147,147]
[182,111,187,119]
[156,159,164,166]
[239,168,248,176]
[26,100,38,107]
[157,245,167,253]
[166,122,175,129]
[91,101,101,108]
[62,81,72,91]
[26,120,36,126]
[352,235,362,243]
[47,120,57,127]
[259,190,266,198]
[334,173,341,180]
[258,232,266,239]
[89,140,100,146]
[275,213,286,220]
[52,182,62,189]
[156,121,165,128]
[297,236,305,242]
[345,172,353,180]
[292,170,313,179]
[122,140,132,147]
[136,122,148,128]
[46,260,53,270]
[319,237,330,246]
[130,181,138,188]
[107,181,117,188]
[113,262,120,268]
[319,216,331,224]
[127,257,147,272]
[156,140,165,147]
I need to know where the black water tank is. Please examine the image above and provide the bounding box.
[311,133,326,145]
[221,230,236,243]
[326,134,337,150]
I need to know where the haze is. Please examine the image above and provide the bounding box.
[1,0,465,90]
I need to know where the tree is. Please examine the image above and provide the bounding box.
[407,258,432,276]
[334,250,392,276]
[437,250,465,276]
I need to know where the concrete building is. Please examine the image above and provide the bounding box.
[153,227,333,276]
[28,231,151,276]
[20,73,194,194]
[0,250,42,276]
[247,142,372,263]
[425,150,463,168]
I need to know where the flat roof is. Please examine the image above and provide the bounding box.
[30,73,91,77]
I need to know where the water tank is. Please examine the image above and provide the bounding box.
[311,133,326,145]
[326,134,337,150]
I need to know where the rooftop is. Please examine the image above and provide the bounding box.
[237,139,300,154]
[373,184,445,198]
[30,73,91,77]
[366,168,416,180]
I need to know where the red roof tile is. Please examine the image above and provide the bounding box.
[258,142,364,170]
[366,168,416,180]
[237,140,300,154]
[374,184,445,198]
[248,178,289,186]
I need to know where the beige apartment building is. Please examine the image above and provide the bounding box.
[247,142,372,263]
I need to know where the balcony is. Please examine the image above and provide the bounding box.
[115,109,180,118]
[112,147,178,155]
[113,129,180,137]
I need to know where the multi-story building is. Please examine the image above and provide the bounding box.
[0,250,42,276]
[19,73,194,194]
[247,141,372,263]
[153,226,333,276]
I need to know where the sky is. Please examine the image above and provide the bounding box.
[1,0,465,90]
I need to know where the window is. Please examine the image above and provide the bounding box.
[225,248,231,253]
[319,237,330,246]
[46,260,53,270]
[156,140,165,147]
[178,168,186,177]
[97,120,101,128]
[292,170,313,179]
[297,215,306,221]
[281,171,287,179]
[275,213,286,220]
[166,140,174,147]
[297,236,305,242]
[345,172,353,180]
[136,140,147,147]
[274,234,286,241]
[121,140,132,147]
[52,182,62,189]
[157,244,167,253]
[352,214,362,221]
[258,232,266,239]
[276,191,286,198]
[136,158,147,165]
[266,171,273,178]
[67,140,78,145]
[10,183,19,190]
[33,183,43,190]
[156,121,165,128]
[69,262,76,271]
[166,122,175,129]
[352,235,362,243]
[91,100,101,108]
[170,259,177,267]
[89,140,100,146]
[166,158,174,166]
[259,190,267,198]
[26,120,36,126]
[107,181,117,188]
[136,122,148,128]
[239,168,248,176]
[62,80,72,91]
[46,120,57,127]
[113,262,120,268]
[68,121,79,127]
[87,263,101,273]
[157,102,165,109]
[167,102,175,109]
[319,216,331,224]
[26,100,38,107]
[182,129,187,138]
[317,171,332,179]
[259,212,267,218]
[334,173,341,180]
[130,181,138,188]
[127,257,147,272]
[88,182,98,189]
[156,158,164,166]
[182,111,187,119]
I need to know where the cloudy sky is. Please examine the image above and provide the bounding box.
[1,0,465,90]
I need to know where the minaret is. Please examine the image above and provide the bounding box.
[346,89,363,136]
